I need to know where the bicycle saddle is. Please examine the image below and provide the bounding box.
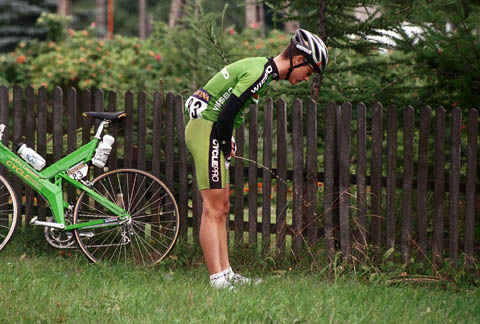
[82,111,126,120]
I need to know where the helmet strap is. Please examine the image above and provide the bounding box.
[285,46,311,81]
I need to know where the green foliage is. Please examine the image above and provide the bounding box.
[385,0,480,110]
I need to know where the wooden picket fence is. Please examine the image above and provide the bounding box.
[0,85,478,265]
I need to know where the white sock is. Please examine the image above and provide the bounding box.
[210,272,230,287]
[222,267,234,281]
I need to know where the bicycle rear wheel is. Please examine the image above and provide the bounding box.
[73,169,179,265]
[0,174,18,251]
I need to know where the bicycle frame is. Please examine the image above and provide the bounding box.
[0,122,129,231]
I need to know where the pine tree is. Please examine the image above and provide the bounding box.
[0,0,57,52]
[385,0,480,110]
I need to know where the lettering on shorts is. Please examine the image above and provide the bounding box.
[208,131,222,189]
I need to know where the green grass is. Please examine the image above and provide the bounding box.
[0,234,479,324]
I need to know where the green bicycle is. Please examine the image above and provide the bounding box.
[0,111,180,266]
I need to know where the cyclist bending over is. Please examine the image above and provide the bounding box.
[185,29,328,289]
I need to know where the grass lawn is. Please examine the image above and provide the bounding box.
[0,235,479,324]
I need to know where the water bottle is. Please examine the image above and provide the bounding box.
[16,143,46,171]
[92,135,115,168]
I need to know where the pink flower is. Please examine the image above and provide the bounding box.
[155,54,162,61]
[90,22,96,28]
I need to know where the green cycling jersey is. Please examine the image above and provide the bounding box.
[185,57,279,128]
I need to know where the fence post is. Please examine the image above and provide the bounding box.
[324,102,336,261]
[124,91,134,169]
[306,99,318,247]
[448,107,462,261]
[386,105,397,250]
[13,85,24,227]
[262,98,273,254]
[356,103,368,247]
[401,106,414,263]
[464,109,478,266]
[37,87,47,221]
[107,91,118,170]
[137,91,147,171]
[339,102,352,261]
[234,124,245,244]
[292,99,304,255]
[370,102,384,247]
[416,106,431,257]
[175,95,188,238]
[276,99,288,253]
[165,93,175,193]
[248,104,258,245]
[66,88,77,204]
[24,86,35,226]
[432,106,446,266]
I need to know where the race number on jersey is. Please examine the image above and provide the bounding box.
[185,88,211,119]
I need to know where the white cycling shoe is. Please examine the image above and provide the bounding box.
[229,273,263,285]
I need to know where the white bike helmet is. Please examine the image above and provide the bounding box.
[286,29,328,79]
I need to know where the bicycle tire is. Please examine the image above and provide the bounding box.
[0,174,18,251]
[73,168,180,265]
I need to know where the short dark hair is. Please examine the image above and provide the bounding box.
[280,43,305,59]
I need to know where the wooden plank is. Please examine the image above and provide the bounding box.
[24,86,35,225]
[152,92,162,179]
[416,106,431,256]
[124,91,134,169]
[448,107,462,261]
[165,92,175,192]
[248,104,258,245]
[386,105,397,250]
[66,88,77,204]
[400,106,414,263]
[175,95,188,238]
[370,102,384,247]
[13,85,24,227]
[80,90,91,146]
[432,106,446,265]
[464,109,478,265]
[137,91,146,171]
[37,87,47,221]
[356,103,368,246]
[93,89,104,179]
[262,98,273,253]
[339,102,352,261]
[234,124,245,244]
[292,99,304,254]
[324,102,336,260]
[306,99,318,247]
[52,86,64,165]
[276,99,288,252]
[107,91,118,170]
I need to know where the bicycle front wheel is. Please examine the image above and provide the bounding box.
[73,169,180,265]
[0,174,18,251]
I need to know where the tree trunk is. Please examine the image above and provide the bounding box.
[57,0,70,16]
[310,0,327,101]
[139,0,146,39]
[283,1,299,33]
[245,0,264,34]
[169,0,186,27]
[96,0,106,38]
